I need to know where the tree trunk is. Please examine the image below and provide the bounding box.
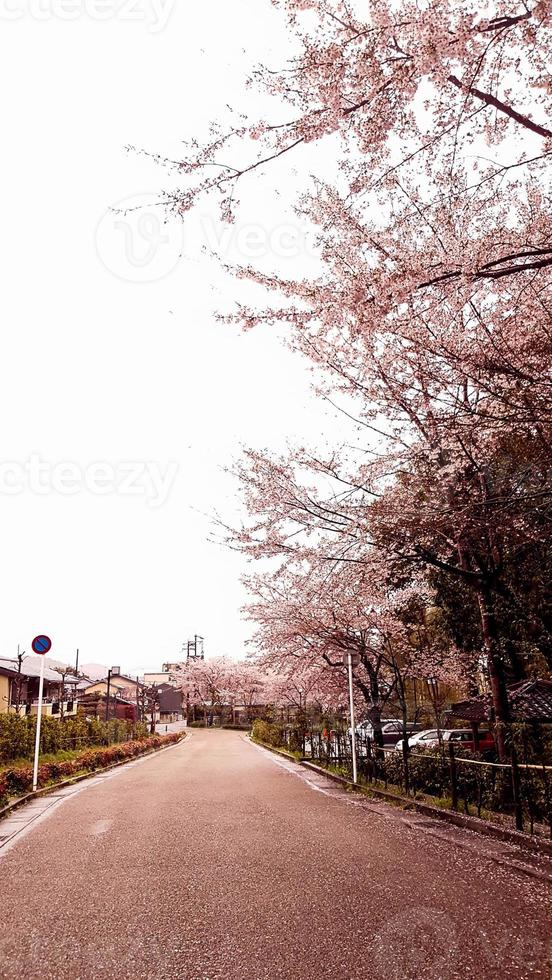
[368,703,384,749]
[477,586,510,761]
[401,703,410,796]
[361,653,384,750]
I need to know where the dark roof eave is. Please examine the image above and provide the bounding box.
[448,679,552,724]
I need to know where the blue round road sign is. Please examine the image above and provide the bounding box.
[32,635,52,655]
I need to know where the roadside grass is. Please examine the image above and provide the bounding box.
[0,748,87,773]
[250,735,303,761]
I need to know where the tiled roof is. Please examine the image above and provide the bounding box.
[509,679,552,721]
[79,691,137,707]
[449,679,552,723]
[0,656,86,687]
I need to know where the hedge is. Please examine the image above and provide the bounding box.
[0,732,181,806]
[251,719,287,747]
[0,714,148,764]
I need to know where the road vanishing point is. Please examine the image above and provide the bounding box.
[0,730,550,979]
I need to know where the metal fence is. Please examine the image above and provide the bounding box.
[281,727,552,838]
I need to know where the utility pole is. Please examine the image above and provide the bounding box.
[58,666,72,721]
[105,668,113,722]
[186,635,204,662]
[13,644,25,714]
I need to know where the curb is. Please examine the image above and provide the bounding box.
[300,760,552,859]
[0,733,186,824]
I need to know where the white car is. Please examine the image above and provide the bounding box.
[349,718,398,738]
[395,729,439,752]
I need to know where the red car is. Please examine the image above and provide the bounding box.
[418,729,496,755]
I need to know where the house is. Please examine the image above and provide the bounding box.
[78,691,137,722]
[0,660,19,713]
[143,671,179,687]
[0,657,85,718]
[83,670,143,722]
[157,683,184,723]
[84,671,142,701]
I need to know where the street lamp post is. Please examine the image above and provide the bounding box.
[344,651,360,784]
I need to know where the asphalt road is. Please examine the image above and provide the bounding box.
[0,730,550,980]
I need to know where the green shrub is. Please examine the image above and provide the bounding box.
[251,719,285,747]
[0,715,148,764]
[287,727,306,753]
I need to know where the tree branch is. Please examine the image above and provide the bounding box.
[448,74,552,139]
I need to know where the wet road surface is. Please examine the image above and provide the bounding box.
[0,729,550,979]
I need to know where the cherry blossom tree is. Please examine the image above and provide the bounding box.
[157,1,552,760]
[167,0,552,242]
[227,424,549,759]
[245,548,474,745]
[224,660,268,723]
[180,657,234,724]
[178,657,272,724]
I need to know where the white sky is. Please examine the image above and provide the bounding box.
[0,0,348,676]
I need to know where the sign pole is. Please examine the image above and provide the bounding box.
[30,634,52,793]
[32,653,46,792]
[347,651,358,784]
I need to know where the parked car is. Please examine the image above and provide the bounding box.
[399,728,496,755]
[348,718,398,738]
[349,720,424,747]
[444,729,496,755]
[395,729,440,753]
[381,721,424,747]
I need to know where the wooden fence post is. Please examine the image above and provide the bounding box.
[510,744,523,832]
[448,742,458,811]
